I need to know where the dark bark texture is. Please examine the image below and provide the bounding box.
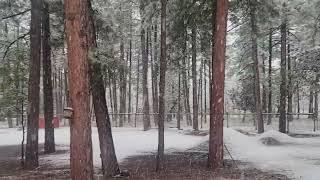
[42,1,55,154]
[25,0,42,169]
[156,0,167,171]
[208,0,228,170]
[279,8,287,133]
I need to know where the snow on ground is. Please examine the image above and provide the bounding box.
[1,127,319,179]
[0,127,208,167]
[224,128,320,180]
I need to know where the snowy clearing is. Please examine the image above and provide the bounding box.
[0,127,319,179]
[0,127,208,167]
[225,128,320,180]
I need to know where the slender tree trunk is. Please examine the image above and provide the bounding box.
[42,1,55,153]
[153,24,159,126]
[107,71,114,115]
[177,73,181,130]
[112,71,118,125]
[25,0,42,169]
[287,35,293,122]
[297,85,300,119]
[191,25,199,131]
[279,5,287,133]
[141,28,151,130]
[7,110,13,128]
[119,38,126,127]
[128,40,132,123]
[182,32,192,126]
[135,53,140,127]
[204,60,207,124]
[65,0,94,178]
[156,0,166,171]
[309,89,314,118]
[199,60,203,128]
[262,53,267,113]
[267,28,273,125]
[208,0,228,169]
[249,0,264,133]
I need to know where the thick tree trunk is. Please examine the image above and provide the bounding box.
[279,6,287,133]
[249,0,264,133]
[208,0,228,169]
[25,0,42,169]
[87,2,120,176]
[156,0,166,171]
[267,28,273,125]
[90,63,120,176]
[42,1,55,154]
[191,25,199,131]
[65,0,94,178]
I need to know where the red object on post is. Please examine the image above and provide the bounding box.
[39,116,60,128]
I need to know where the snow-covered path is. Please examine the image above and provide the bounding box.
[224,128,320,180]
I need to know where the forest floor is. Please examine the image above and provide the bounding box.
[0,142,289,180]
[0,127,319,179]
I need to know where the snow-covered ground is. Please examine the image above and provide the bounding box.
[0,127,208,167]
[0,127,319,179]
[224,128,320,180]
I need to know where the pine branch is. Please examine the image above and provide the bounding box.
[1,9,31,20]
[2,32,30,61]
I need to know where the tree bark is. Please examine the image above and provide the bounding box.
[208,0,228,170]
[262,53,267,113]
[152,24,159,126]
[156,0,167,171]
[249,0,264,133]
[7,110,13,128]
[191,25,199,131]
[135,53,140,127]
[42,1,55,154]
[128,40,132,123]
[309,89,314,118]
[25,0,42,169]
[279,5,287,133]
[119,38,126,127]
[112,70,118,124]
[297,85,300,119]
[267,28,273,125]
[65,0,94,178]
[182,32,192,126]
[87,1,120,176]
[287,35,293,122]
[141,28,151,130]
[177,73,181,130]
